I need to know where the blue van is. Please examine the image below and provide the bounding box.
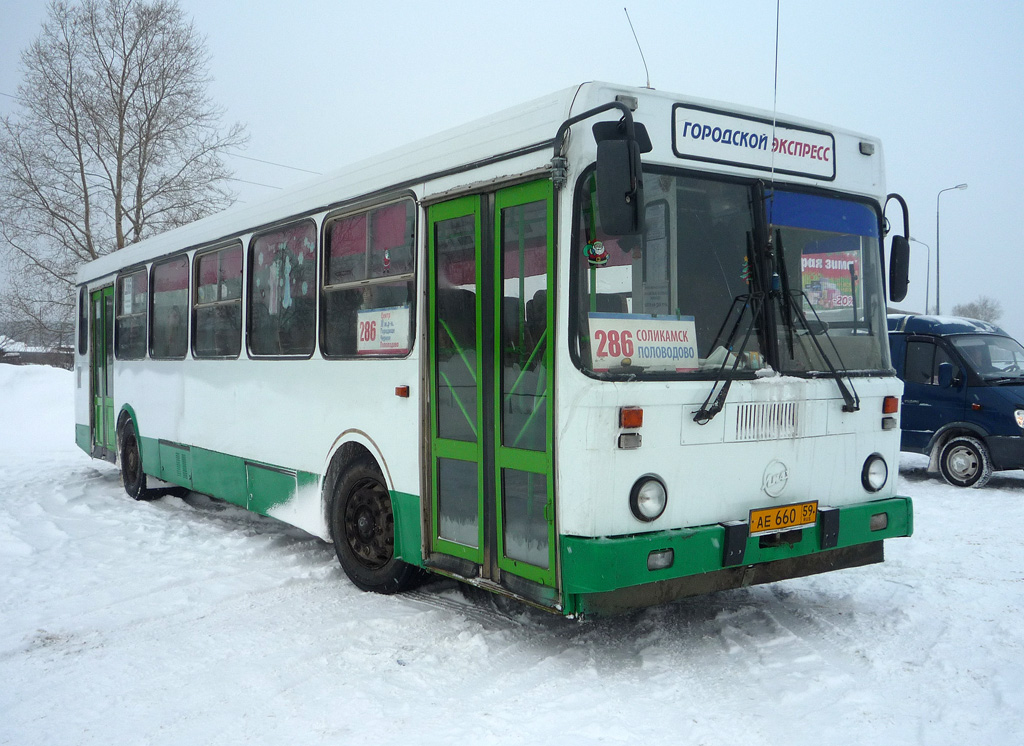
[887,314,1024,487]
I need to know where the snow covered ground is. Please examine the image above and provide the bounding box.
[2,364,1022,745]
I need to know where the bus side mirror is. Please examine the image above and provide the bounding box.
[889,235,910,303]
[938,361,955,388]
[596,139,645,236]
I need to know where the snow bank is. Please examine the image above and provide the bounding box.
[1,364,1022,745]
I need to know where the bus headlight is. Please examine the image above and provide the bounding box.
[1015,409,1024,429]
[630,476,667,522]
[861,455,888,492]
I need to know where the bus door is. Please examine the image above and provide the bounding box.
[90,286,117,459]
[427,180,556,594]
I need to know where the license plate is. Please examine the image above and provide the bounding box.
[749,500,818,536]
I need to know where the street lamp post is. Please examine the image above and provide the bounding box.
[909,237,930,314]
[936,183,968,315]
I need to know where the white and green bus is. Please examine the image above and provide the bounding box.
[74,82,913,616]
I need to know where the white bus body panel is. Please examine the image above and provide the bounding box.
[75,81,899,548]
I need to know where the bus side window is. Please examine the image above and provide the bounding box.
[150,256,189,359]
[115,269,148,360]
[321,198,415,359]
[78,287,89,355]
[193,244,242,358]
[249,221,317,357]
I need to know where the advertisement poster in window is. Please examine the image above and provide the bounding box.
[801,250,862,312]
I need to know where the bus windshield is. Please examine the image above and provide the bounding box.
[572,170,890,379]
[768,190,889,375]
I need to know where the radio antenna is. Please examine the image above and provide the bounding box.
[768,0,781,224]
[624,8,652,89]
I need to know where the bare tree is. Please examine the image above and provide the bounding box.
[952,295,1003,323]
[0,0,247,345]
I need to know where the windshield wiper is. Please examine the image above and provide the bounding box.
[693,286,766,424]
[773,229,860,412]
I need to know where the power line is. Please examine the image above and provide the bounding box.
[225,151,320,175]
[225,176,283,190]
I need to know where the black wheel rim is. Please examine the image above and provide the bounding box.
[344,476,394,570]
[123,433,141,486]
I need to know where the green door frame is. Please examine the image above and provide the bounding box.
[427,195,486,564]
[90,286,116,459]
[492,180,556,586]
[426,180,556,588]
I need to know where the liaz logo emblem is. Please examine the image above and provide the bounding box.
[762,460,790,497]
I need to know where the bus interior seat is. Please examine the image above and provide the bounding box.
[437,288,477,350]
[526,290,546,351]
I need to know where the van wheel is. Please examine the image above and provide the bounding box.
[330,458,421,594]
[938,436,993,488]
[119,425,156,500]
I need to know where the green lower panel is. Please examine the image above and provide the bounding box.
[76,424,91,454]
[190,447,249,507]
[560,496,913,596]
[138,436,318,514]
[246,462,297,514]
[96,430,424,570]
[391,490,424,567]
[160,441,193,488]
[140,436,160,479]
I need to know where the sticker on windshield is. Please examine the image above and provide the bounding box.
[588,313,698,372]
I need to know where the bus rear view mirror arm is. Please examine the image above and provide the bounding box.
[884,193,911,303]
[551,100,647,236]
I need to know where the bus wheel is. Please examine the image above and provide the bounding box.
[119,425,156,500]
[938,436,993,488]
[330,458,420,594]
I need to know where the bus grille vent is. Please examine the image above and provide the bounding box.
[175,452,188,479]
[735,402,801,441]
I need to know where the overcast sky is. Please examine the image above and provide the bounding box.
[2,0,1022,338]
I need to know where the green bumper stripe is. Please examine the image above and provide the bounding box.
[560,496,913,595]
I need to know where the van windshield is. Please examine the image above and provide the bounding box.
[951,334,1024,382]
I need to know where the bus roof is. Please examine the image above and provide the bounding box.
[77,81,882,285]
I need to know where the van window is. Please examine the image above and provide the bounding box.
[905,340,956,385]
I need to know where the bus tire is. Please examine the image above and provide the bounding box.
[938,435,993,488]
[330,458,420,594]
[119,425,156,501]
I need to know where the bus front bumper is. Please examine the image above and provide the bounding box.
[559,496,912,616]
